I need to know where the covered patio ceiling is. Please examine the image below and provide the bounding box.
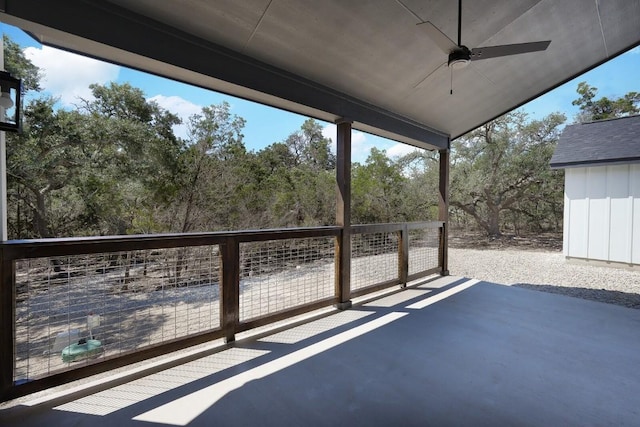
[1,0,639,151]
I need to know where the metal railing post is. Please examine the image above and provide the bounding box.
[220,237,240,343]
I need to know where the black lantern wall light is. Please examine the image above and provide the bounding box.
[0,71,21,132]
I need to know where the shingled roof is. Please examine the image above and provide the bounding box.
[550,115,640,169]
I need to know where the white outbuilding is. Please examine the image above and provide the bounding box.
[550,115,640,267]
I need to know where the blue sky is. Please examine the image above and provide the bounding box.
[2,23,639,163]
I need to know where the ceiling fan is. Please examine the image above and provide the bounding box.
[416,0,551,92]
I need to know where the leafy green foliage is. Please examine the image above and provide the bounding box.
[249,119,336,228]
[450,111,566,236]
[285,119,335,171]
[6,77,184,237]
[1,34,586,240]
[352,148,409,223]
[572,81,640,122]
[8,98,87,236]
[165,101,247,232]
[3,34,41,92]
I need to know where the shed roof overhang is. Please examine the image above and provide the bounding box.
[550,158,640,170]
[1,0,639,151]
[551,115,640,169]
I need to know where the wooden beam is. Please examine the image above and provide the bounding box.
[438,148,450,275]
[335,119,352,309]
[0,252,14,401]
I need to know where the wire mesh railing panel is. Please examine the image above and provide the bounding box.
[14,246,221,382]
[238,237,335,322]
[351,231,399,290]
[408,227,440,276]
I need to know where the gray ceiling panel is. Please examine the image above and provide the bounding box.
[1,0,639,147]
[107,0,271,53]
[597,0,640,56]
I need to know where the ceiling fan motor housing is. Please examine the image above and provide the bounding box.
[448,46,471,69]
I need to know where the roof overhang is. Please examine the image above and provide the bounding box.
[1,0,639,151]
[551,158,640,170]
[551,115,640,169]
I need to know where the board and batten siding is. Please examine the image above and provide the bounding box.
[563,163,640,265]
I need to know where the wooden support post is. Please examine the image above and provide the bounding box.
[438,148,450,276]
[398,226,409,287]
[0,251,14,400]
[335,119,352,310]
[220,237,240,343]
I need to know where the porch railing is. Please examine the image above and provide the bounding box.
[0,221,444,401]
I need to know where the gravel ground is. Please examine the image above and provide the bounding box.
[449,248,640,309]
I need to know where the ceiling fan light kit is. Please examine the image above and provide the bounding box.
[448,47,471,69]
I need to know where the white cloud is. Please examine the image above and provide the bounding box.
[322,124,337,151]
[351,132,368,152]
[24,45,120,105]
[149,94,202,118]
[387,143,419,158]
[148,94,202,139]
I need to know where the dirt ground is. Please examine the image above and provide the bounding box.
[448,230,563,252]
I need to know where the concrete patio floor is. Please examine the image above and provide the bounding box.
[2,275,640,426]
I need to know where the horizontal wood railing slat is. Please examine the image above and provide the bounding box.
[2,226,342,260]
[0,222,443,402]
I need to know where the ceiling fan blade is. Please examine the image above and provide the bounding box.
[417,22,457,54]
[470,40,550,61]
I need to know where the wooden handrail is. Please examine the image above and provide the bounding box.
[1,226,342,260]
[0,222,444,401]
